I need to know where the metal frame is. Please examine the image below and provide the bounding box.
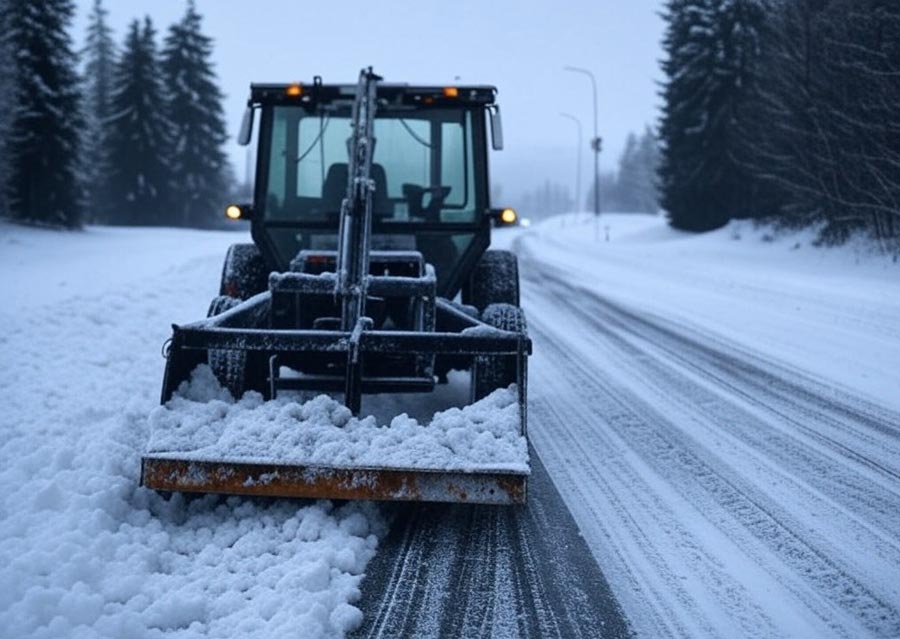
[161,294,530,413]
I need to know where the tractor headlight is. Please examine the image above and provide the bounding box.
[500,208,517,225]
[225,204,254,221]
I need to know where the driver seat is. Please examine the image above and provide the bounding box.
[321,163,392,217]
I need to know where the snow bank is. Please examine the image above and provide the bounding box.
[148,365,528,473]
[0,221,246,312]
[0,223,386,639]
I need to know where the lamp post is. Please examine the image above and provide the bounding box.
[564,66,601,219]
[559,112,582,218]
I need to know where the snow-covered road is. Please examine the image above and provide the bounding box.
[351,451,629,639]
[3,215,898,638]
[516,214,900,638]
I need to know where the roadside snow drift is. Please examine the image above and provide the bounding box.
[147,365,528,472]
[0,223,385,639]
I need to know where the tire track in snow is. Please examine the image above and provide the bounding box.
[518,253,900,638]
[534,264,900,533]
[352,449,631,639]
[529,322,804,639]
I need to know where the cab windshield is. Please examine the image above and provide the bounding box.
[264,106,479,225]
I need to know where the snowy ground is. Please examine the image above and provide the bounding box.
[514,213,900,638]
[0,223,384,638]
[3,216,899,638]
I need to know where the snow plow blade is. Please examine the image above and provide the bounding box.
[140,456,527,505]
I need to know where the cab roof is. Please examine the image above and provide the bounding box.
[249,82,498,108]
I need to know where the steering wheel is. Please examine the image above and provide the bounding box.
[402,184,452,222]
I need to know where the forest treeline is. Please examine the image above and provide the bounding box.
[0,0,229,229]
[517,127,660,221]
[659,0,900,250]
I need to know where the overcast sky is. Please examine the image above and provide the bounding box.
[73,0,664,205]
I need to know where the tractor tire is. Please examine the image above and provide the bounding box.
[219,243,268,300]
[466,250,519,312]
[206,295,265,400]
[471,303,527,402]
[207,294,240,318]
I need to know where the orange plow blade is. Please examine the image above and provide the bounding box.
[141,455,527,505]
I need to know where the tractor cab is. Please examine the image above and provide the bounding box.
[234,81,507,297]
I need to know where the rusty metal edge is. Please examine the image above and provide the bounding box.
[140,456,527,505]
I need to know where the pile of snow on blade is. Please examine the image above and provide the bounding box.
[148,365,528,472]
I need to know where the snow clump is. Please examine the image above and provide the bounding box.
[147,365,529,473]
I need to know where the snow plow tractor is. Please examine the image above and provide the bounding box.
[140,69,531,505]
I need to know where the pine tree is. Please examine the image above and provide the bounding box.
[635,127,661,213]
[615,133,642,212]
[4,0,83,228]
[659,0,768,231]
[659,0,721,230]
[747,0,900,247]
[105,18,172,225]
[615,128,661,213]
[716,0,773,220]
[80,0,116,223]
[0,0,13,218]
[162,1,229,228]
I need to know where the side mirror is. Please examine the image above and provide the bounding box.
[489,105,504,151]
[237,106,255,146]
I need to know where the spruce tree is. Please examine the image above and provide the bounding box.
[0,0,13,218]
[659,0,720,230]
[635,127,661,213]
[615,133,642,212]
[659,0,768,231]
[105,18,172,225]
[4,0,83,228]
[80,0,116,223]
[162,1,229,228]
[616,128,661,214]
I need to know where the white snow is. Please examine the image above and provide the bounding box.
[0,222,384,638]
[514,213,900,410]
[510,212,900,639]
[4,215,899,638]
[147,365,528,472]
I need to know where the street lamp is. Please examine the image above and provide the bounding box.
[559,112,582,216]
[564,66,601,218]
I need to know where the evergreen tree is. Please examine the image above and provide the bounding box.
[659,0,721,230]
[747,0,900,247]
[4,0,83,228]
[162,1,229,228]
[614,133,641,211]
[0,0,13,218]
[105,18,172,225]
[635,127,661,213]
[659,0,768,231]
[615,128,661,213]
[80,0,116,223]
